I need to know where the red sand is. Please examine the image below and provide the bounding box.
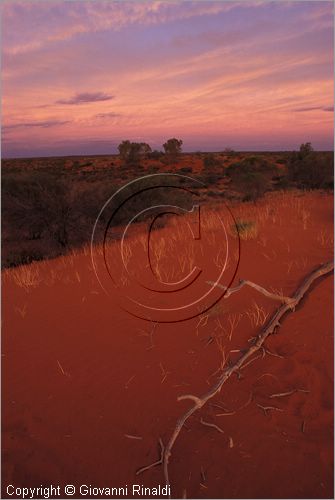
[2,191,333,498]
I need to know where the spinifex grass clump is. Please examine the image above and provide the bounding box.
[231,220,258,240]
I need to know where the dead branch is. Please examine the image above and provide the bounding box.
[216,392,253,417]
[257,404,284,416]
[146,261,333,497]
[136,438,164,475]
[124,434,143,440]
[215,411,236,417]
[264,348,284,359]
[200,418,224,434]
[207,279,294,303]
[177,395,203,407]
[269,388,309,398]
[240,352,263,370]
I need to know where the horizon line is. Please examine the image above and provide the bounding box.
[2,148,334,161]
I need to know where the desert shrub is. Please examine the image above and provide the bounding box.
[203,154,221,169]
[239,172,268,201]
[178,166,193,174]
[276,158,287,165]
[2,165,123,267]
[2,239,59,268]
[206,190,222,198]
[75,182,116,221]
[147,165,161,174]
[230,220,258,240]
[2,169,80,253]
[206,174,222,185]
[148,150,164,160]
[107,175,195,230]
[4,248,43,268]
[287,144,333,189]
[273,175,291,190]
[225,156,276,201]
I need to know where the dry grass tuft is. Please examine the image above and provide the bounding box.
[12,265,42,290]
[230,220,258,240]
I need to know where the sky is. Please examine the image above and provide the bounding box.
[1,1,334,158]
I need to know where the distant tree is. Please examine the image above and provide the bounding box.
[224,147,235,155]
[163,138,183,160]
[148,150,164,160]
[118,140,132,161]
[138,142,152,158]
[299,142,313,158]
[118,140,152,165]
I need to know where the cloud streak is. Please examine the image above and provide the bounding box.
[294,105,334,113]
[55,92,114,105]
[2,2,247,56]
[3,120,71,131]
[95,112,120,118]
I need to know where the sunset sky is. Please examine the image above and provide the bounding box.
[1,1,334,158]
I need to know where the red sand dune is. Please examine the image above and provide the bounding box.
[2,191,333,498]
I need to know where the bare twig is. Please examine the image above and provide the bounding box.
[240,353,263,370]
[200,418,224,434]
[215,411,236,417]
[207,279,294,304]
[160,363,170,384]
[136,438,164,475]
[269,388,309,399]
[200,466,206,483]
[216,392,253,417]
[56,359,66,376]
[125,375,135,389]
[124,434,143,440]
[257,404,284,416]
[56,359,70,378]
[264,348,284,359]
[177,394,203,406]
